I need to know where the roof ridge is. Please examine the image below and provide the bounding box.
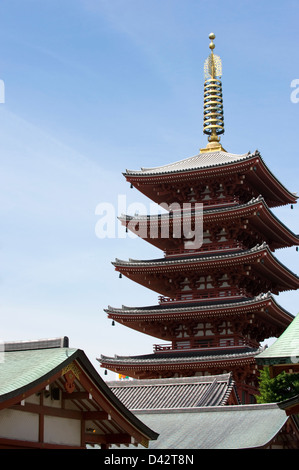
[4,337,69,352]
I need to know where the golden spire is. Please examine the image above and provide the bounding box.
[200,33,225,153]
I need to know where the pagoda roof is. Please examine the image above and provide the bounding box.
[124,149,297,207]
[107,374,239,410]
[119,195,299,251]
[255,313,299,366]
[99,347,259,370]
[105,293,293,324]
[125,149,250,176]
[113,243,299,296]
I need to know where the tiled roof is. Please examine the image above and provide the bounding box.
[131,403,291,449]
[4,337,69,351]
[0,337,159,445]
[108,374,237,410]
[100,347,260,366]
[106,292,292,317]
[256,313,299,364]
[119,195,299,243]
[124,150,252,176]
[0,343,78,399]
[113,243,268,267]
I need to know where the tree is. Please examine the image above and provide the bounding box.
[255,368,299,404]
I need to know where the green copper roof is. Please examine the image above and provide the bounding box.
[256,313,299,364]
[0,347,78,401]
[133,404,289,449]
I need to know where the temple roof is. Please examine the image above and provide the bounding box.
[107,374,238,410]
[113,243,299,297]
[113,242,290,268]
[0,337,159,447]
[125,150,251,176]
[119,195,299,251]
[100,347,260,368]
[130,402,297,449]
[124,149,297,208]
[105,293,293,322]
[256,313,299,365]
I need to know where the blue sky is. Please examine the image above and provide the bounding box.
[0,0,299,378]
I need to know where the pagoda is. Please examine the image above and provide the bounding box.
[100,34,299,404]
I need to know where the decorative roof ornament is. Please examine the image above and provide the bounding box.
[201,33,226,153]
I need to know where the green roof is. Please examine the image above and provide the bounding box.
[133,404,289,449]
[256,313,299,365]
[0,347,78,401]
[0,340,159,443]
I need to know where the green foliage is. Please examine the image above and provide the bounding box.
[255,368,299,404]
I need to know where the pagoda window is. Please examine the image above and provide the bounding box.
[188,187,196,203]
[197,275,214,290]
[219,274,230,288]
[217,184,225,199]
[203,231,212,244]
[180,277,192,291]
[203,186,211,200]
[176,325,190,338]
[218,323,233,335]
[218,228,228,242]
[194,322,213,337]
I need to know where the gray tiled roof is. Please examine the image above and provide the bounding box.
[124,150,252,176]
[113,242,267,266]
[119,195,299,242]
[100,347,260,366]
[132,403,290,449]
[105,292,292,317]
[108,374,237,410]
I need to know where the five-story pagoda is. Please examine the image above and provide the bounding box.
[99,34,299,404]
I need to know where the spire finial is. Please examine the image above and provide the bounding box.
[209,32,215,50]
[200,33,225,153]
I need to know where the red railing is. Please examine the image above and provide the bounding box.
[202,196,240,208]
[159,288,247,304]
[153,336,258,353]
[165,241,245,257]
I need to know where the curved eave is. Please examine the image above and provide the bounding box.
[255,313,299,365]
[124,150,297,207]
[0,347,79,405]
[0,348,159,444]
[105,294,294,324]
[99,348,259,372]
[113,244,299,294]
[124,150,251,177]
[119,196,299,250]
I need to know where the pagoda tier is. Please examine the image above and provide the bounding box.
[100,348,259,402]
[104,294,294,346]
[124,150,297,209]
[113,243,299,301]
[119,195,299,256]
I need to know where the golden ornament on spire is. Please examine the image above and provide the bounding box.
[201,33,226,153]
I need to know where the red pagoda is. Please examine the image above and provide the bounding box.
[100,33,299,404]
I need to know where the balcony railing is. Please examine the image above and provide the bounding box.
[153,336,258,353]
[165,241,245,257]
[159,288,247,304]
